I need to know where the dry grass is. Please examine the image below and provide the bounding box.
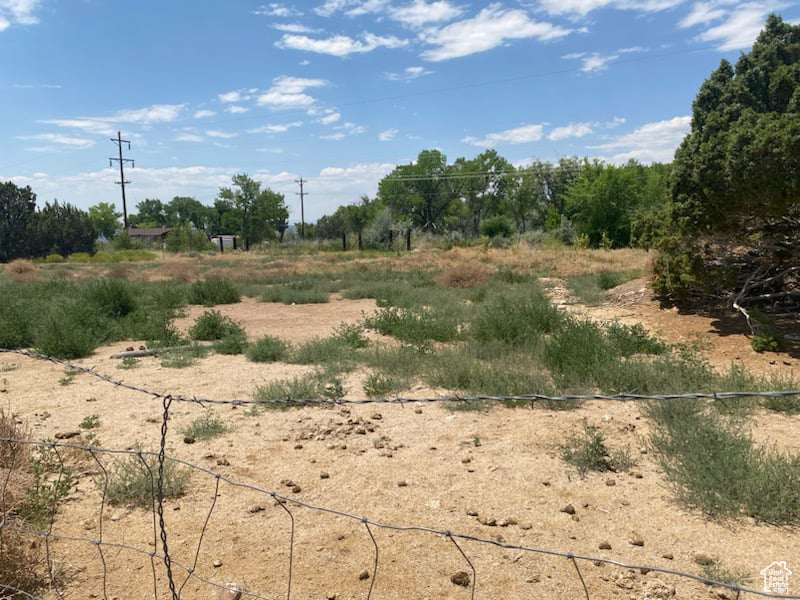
[435,263,491,288]
[4,259,39,282]
[0,409,48,598]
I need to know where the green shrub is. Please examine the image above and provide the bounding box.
[118,356,140,369]
[214,333,248,355]
[44,253,65,263]
[561,423,634,475]
[17,444,75,530]
[604,322,666,356]
[67,251,92,262]
[763,395,800,415]
[751,332,782,353]
[187,278,240,305]
[364,306,459,344]
[104,454,189,508]
[160,344,208,368]
[84,278,137,318]
[34,301,104,358]
[480,215,514,238]
[0,299,34,349]
[567,270,641,305]
[79,414,100,429]
[246,335,288,362]
[290,324,368,366]
[471,286,563,345]
[182,413,228,441]
[253,375,324,406]
[261,286,329,304]
[189,310,244,341]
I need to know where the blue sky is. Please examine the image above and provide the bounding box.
[1,0,797,220]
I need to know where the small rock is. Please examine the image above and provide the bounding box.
[466,510,478,517]
[629,535,644,547]
[599,541,612,550]
[461,456,472,464]
[661,553,674,560]
[499,517,517,527]
[520,522,533,530]
[320,472,330,479]
[216,458,230,466]
[358,570,370,581]
[248,505,265,514]
[451,571,471,587]
[55,431,80,440]
[571,514,580,522]
[126,346,134,352]
[291,485,301,494]
[110,513,122,522]
[414,408,422,414]
[212,559,223,568]
[397,480,408,487]
[294,444,303,450]
[183,436,196,445]
[371,413,382,420]
[478,516,497,527]
[560,504,576,515]
[606,478,616,486]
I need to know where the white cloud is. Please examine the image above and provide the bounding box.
[253,3,302,17]
[421,5,572,62]
[320,121,366,140]
[247,121,304,133]
[277,32,408,56]
[206,130,238,139]
[12,82,61,89]
[219,90,245,103]
[193,109,216,118]
[225,105,250,114]
[696,2,780,51]
[388,0,463,27]
[562,46,645,73]
[257,75,328,109]
[679,2,726,27]
[17,133,95,149]
[39,104,185,139]
[463,123,545,147]
[320,132,347,140]
[272,22,320,33]
[175,133,204,143]
[318,110,341,124]
[378,128,399,141]
[538,0,685,17]
[548,122,594,140]
[385,65,434,81]
[314,0,388,16]
[590,115,690,163]
[0,0,41,30]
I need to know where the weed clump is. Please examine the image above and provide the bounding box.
[182,413,228,441]
[561,423,634,475]
[471,286,563,345]
[104,454,190,508]
[84,278,137,318]
[34,301,103,358]
[365,306,459,344]
[261,285,329,304]
[188,278,240,305]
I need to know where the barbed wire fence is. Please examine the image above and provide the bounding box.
[2,347,800,600]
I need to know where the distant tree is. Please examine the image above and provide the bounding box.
[131,198,167,228]
[0,181,36,262]
[165,196,212,229]
[217,174,288,249]
[88,202,122,239]
[29,201,96,257]
[378,149,456,232]
[452,149,512,235]
[342,196,374,250]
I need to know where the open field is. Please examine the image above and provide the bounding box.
[2,246,799,600]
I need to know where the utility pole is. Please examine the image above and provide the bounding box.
[109,131,134,230]
[295,177,307,239]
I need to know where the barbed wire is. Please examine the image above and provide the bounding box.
[2,436,799,599]
[3,347,799,409]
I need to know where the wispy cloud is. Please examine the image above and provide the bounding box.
[694,2,783,51]
[590,115,690,163]
[538,0,685,18]
[562,46,646,72]
[17,133,96,149]
[257,75,328,109]
[276,32,408,56]
[378,128,399,141]
[385,65,434,81]
[388,0,463,27]
[271,22,320,33]
[463,123,545,147]
[225,105,250,114]
[547,122,594,141]
[40,104,186,138]
[193,109,216,119]
[421,5,571,61]
[0,0,42,31]
[247,121,304,133]
[206,130,239,139]
[253,3,303,17]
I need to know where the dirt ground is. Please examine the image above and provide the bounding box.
[3,261,799,600]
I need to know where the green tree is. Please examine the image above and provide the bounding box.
[452,149,512,235]
[342,196,374,250]
[165,196,213,229]
[378,149,456,232]
[656,14,799,335]
[0,181,36,262]
[88,202,122,239]
[217,174,288,249]
[29,201,96,257]
[131,199,167,227]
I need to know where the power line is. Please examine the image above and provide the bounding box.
[295,176,308,239]
[109,131,134,229]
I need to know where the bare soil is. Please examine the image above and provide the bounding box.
[3,255,799,600]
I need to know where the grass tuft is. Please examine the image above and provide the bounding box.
[246,335,289,362]
[188,278,241,305]
[561,423,634,476]
[182,413,229,441]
